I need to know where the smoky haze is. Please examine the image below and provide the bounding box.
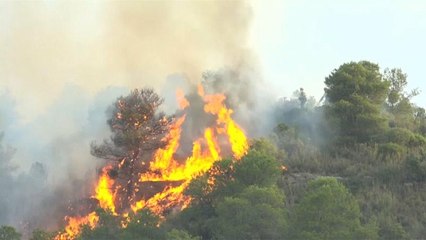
[0,0,279,234]
[0,1,253,122]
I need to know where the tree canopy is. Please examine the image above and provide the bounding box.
[324,61,390,144]
[289,177,377,240]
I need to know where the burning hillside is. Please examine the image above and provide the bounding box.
[54,85,249,239]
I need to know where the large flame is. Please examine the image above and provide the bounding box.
[95,165,116,214]
[55,86,248,239]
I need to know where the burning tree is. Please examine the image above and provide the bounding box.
[91,88,172,212]
[56,85,249,240]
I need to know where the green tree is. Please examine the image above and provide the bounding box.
[290,177,378,240]
[384,68,409,108]
[211,186,287,240]
[233,147,281,188]
[324,61,390,144]
[384,68,419,129]
[0,226,21,240]
[210,144,282,199]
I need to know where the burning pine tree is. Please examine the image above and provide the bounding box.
[91,89,172,213]
[55,85,249,239]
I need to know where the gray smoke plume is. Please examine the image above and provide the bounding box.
[0,0,267,234]
[0,1,254,122]
[0,85,128,231]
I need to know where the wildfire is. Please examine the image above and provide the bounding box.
[55,212,99,240]
[95,165,116,214]
[55,85,248,239]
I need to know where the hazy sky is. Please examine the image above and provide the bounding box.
[1,0,425,124]
[0,1,252,122]
[251,0,426,107]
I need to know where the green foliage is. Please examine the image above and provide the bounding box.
[186,141,282,205]
[384,68,408,107]
[414,107,426,135]
[377,218,409,240]
[376,163,405,184]
[377,127,426,161]
[273,62,426,239]
[119,210,165,240]
[175,140,287,239]
[324,61,390,144]
[233,149,281,187]
[211,186,286,240]
[185,158,236,205]
[289,177,378,240]
[0,226,21,240]
[357,186,411,240]
[26,66,426,240]
[169,203,215,239]
[384,68,420,130]
[385,128,414,145]
[378,143,405,161]
[30,229,54,240]
[325,61,388,104]
[78,209,165,240]
[250,138,284,160]
[166,229,200,240]
[406,156,426,181]
[1,61,426,240]
[383,127,426,148]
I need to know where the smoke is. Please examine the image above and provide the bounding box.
[0,0,266,233]
[0,1,253,122]
[200,64,278,136]
[0,85,128,231]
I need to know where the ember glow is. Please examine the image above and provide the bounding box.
[55,86,248,239]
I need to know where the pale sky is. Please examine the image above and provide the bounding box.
[1,0,425,124]
[251,0,426,107]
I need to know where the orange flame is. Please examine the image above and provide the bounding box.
[54,212,99,240]
[133,85,248,214]
[95,165,116,214]
[176,89,189,110]
[203,92,248,160]
[56,85,249,239]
